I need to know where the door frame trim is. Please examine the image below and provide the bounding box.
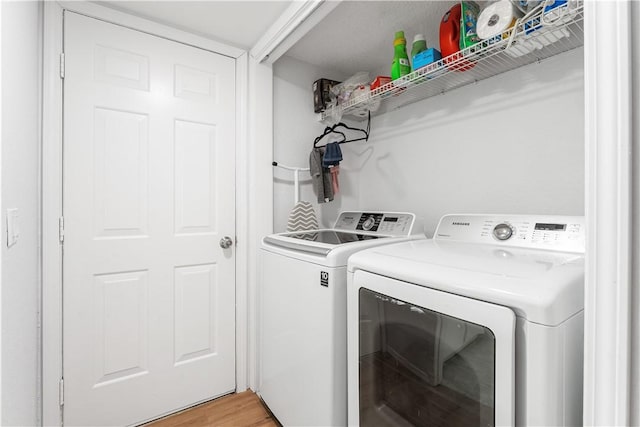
[42,3,250,425]
[583,2,635,424]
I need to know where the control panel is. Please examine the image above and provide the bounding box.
[434,214,585,253]
[333,212,417,236]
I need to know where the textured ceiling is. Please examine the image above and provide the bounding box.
[98,1,291,50]
[98,1,466,76]
[284,1,455,77]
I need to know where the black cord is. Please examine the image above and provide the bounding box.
[366,111,371,141]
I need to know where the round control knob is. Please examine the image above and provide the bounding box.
[362,216,376,231]
[493,223,513,241]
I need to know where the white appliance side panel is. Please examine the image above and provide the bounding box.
[348,270,516,427]
[259,249,347,426]
[564,312,584,425]
[516,312,584,426]
[347,271,360,427]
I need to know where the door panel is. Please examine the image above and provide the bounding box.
[63,12,236,426]
[93,107,149,237]
[93,271,149,386]
[174,263,218,364]
[174,120,217,234]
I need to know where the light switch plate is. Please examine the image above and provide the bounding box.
[7,208,19,248]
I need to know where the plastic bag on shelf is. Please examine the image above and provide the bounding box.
[324,72,372,123]
[330,72,370,106]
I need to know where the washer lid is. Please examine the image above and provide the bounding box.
[263,230,384,256]
[348,239,584,326]
[277,230,383,245]
[261,211,423,265]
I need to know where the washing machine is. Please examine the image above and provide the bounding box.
[347,214,585,427]
[259,211,423,427]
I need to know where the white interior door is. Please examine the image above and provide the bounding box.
[62,12,236,426]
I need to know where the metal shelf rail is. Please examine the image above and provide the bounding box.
[320,1,584,122]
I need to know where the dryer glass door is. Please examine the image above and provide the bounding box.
[349,271,515,427]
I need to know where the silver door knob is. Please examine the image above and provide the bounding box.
[219,236,233,249]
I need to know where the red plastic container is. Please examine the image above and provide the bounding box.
[440,3,475,72]
[370,76,392,91]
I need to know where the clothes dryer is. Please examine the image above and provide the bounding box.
[259,211,422,426]
[347,214,585,427]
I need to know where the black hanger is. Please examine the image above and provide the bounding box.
[332,121,369,143]
[313,126,346,147]
[313,111,371,148]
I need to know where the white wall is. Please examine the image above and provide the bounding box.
[273,56,348,231]
[0,2,3,422]
[627,3,640,421]
[1,1,42,425]
[274,48,584,236]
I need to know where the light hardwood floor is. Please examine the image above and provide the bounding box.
[144,391,279,427]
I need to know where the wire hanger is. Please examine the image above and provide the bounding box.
[313,127,346,147]
[313,111,371,148]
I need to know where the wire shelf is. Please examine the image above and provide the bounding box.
[320,2,584,122]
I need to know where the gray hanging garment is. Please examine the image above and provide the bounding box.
[309,147,334,203]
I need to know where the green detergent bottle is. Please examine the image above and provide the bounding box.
[411,34,427,71]
[391,30,411,80]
